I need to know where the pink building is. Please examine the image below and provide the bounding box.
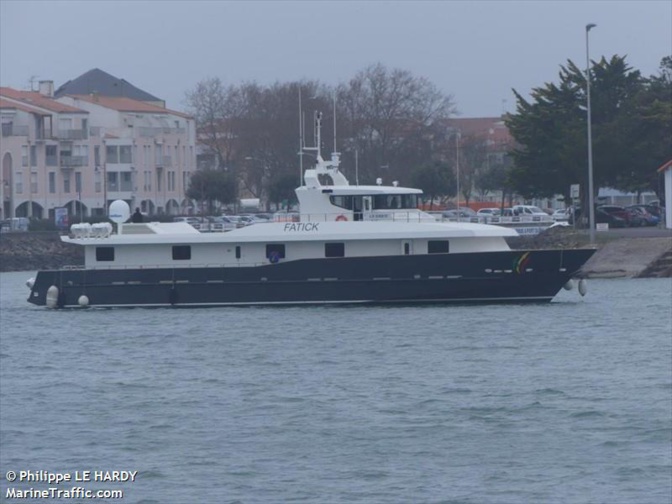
[1,77,196,221]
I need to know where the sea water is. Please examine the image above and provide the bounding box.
[1,271,670,503]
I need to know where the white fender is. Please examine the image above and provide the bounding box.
[46,285,59,309]
[578,279,588,297]
[78,295,89,307]
[563,279,574,291]
[26,277,35,289]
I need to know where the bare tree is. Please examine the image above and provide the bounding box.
[185,77,245,171]
[337,63,456,185]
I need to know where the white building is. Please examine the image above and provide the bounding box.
[1,77,196,221]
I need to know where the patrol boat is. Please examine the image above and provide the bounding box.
[26,115,595,308]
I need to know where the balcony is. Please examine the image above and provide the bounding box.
[156,155,172,168]
[56,129,88,140]
[138,127,185,137]
[1,124,29,137]
[60,156,88,169]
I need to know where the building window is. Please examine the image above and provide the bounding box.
[265,244,285,263]
[106,145,118,164]
[21,146,28,167]
[172,245,191,260]
[121,172,132,191]
[15,171,22,194]
[96,247,115,261]
[49,172,56,194]
[95,171,101,193]
[235,246,241,259]
[144,171,152,192]
[428,240,450,254]
[30,145,37,166]
[31,172,38,194]
[64,176,71,193]
[75,172,82,194]
[46,145,57,166]
[120,145,132,164]
[325,242,345,258]
[94,146,100,167]
[107,172,118,192]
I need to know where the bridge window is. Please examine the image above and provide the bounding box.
[325,242,345,258]
[329,195,354,210]
[172,245,191,260]
[428,240,450,254]
[96,247,115,261]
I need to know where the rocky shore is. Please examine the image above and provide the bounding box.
[1,227,670,278]
[0,232,83,272]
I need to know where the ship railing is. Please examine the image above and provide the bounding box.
[441,215,554,225]
[299,212,439,223]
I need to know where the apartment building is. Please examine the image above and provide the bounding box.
[0,76,196,221]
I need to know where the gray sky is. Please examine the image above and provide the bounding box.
[1,1,670,117]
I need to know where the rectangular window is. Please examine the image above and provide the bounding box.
[75,172,82,194]
[265,244,285,262]
[325,242,345,258]
[172,245,191,260]
[106,145,118,164]
[96,247,115,261]
[49,172,56,193]
[21,145,28,167]
[30,172,38,194]
[428,240,450,254]
[119,145,132,163]
[107,172,118,191]
[46,145,58,166]
[121,171,132,191]
[94,146,100,167]
[30,145,37,166]
[235,246,241,259]
[157,171,162,192]
[63,176,70,193]
[15,171,22,194]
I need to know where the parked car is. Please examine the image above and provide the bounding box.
[626,205,660,226]
[476,208,500,216]
[597,205,639,227]
[442,208,476,219]
[512,205,551,217]
[552,208,570,222]
[208,215,237,231]
[568,207,628,228]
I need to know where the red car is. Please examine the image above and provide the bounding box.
[597,205,638,227]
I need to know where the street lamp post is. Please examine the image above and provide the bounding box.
[455,131,461,222]
[586,23,597,243]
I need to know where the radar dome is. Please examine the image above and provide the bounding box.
[108,200,130,224]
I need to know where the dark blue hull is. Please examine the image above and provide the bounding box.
[27,249,596,308]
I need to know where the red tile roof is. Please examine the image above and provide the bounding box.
[657,160,672,173]
[0,87,87,113]
[445,117,512,144]
[0,97,50,115]
[70,94,192,119]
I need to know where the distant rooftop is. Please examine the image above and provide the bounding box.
[0,87,87,114]
[54,68,163,104]
[70,94,191,119]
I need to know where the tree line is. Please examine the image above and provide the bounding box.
[184,57,671,211]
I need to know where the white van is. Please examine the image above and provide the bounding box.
[512,205,553,221]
